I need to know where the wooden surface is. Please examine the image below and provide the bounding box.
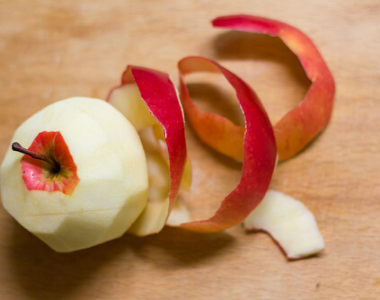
[0,1,379,299]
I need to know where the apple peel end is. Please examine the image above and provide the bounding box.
[212,15,335,161]
[243,190,324,260]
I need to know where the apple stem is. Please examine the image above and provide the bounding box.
[12,142,61,173]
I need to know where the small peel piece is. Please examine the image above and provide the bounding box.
[195,15,335,161]
[178,56,276,232]
[108,66,187,235]
[243,190,324,260]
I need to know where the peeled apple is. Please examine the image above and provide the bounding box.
[0,97,149,252]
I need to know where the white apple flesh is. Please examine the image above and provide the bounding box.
[0,97,149,252]
[243,190,324,259]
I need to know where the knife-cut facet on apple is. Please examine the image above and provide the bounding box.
[127,128,170,236]
[178,56,277,232]
[212,15,335,161]
[108,66,187,235]
[0,97,149,252]
[243,190,324,260]
[127,129,191,234]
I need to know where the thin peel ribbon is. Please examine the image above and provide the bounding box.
[108,65,187,218]
[178,56,276,232]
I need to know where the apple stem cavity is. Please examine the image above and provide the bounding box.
[12,142,61,174]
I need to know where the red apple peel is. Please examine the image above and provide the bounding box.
[178,56,277,232]
[201,15,335,161]
[108,66,187,219]
[16,131,80,196]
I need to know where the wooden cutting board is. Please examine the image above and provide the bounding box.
[0,1,379,299]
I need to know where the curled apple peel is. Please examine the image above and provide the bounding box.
[108,66,188,235]
[178,55,324,256]
[187,15,335,161]
[178,56,277,232]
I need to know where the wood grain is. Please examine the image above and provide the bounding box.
[0,1,379,299]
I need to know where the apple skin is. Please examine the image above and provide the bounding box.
[178,58,245,162]
[19,131,80,196]
[0,97,149,252]
[108,66,187,235]
[213,15,335,161]
[183,15,335,161]
[178,56,277,232]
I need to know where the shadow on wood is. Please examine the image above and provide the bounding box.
[212,31,311,90]
[7,218,235,299]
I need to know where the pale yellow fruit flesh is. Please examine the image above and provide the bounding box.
[0,97,149,252]
[154,134,192,191]
[243,190,324,259]
[109,84,159,132]
[128,128,171,236]
[110,84,191,235]
[166,199,190,226]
